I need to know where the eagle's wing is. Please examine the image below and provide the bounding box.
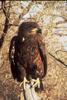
[9,36,18,64]
[37,36,47,77]
[9,36,26,81]
[9,36,19,79]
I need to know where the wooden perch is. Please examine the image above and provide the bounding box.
[20,83,41,100]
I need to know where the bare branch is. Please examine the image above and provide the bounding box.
[49,52,67,67]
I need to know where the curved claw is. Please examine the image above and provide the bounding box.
[20,78,40,90]
[20,77,29,90]
[32,78,40,88]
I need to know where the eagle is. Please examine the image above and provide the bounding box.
[9,22,47,90]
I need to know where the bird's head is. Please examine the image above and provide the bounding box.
[18,22,42,37]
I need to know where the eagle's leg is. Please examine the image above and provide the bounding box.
[32,78,40,88]
[20,77,29,90]
[23,77,28,90]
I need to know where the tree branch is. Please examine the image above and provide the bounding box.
[49,52,67,67]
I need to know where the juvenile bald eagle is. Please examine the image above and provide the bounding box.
[9,22,47,89]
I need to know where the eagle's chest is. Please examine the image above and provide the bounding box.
[18,37,39,63]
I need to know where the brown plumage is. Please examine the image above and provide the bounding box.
[9,22,47,89]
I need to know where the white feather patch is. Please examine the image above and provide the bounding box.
[22,37,25,42]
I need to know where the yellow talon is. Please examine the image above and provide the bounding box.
[20,77,29,90]
[32,78,40,88]
[23,77,29,90]
[20,82,23,87]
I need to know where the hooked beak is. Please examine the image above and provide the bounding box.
[37,28,42,34]
[31,28,42,34]
[31,28,38,32]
